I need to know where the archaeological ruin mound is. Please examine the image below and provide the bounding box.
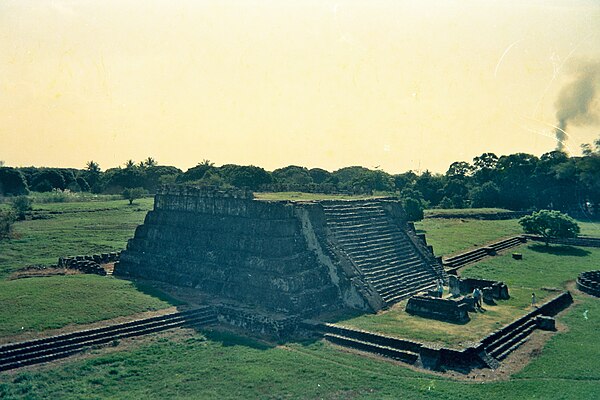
[115,186,445,317]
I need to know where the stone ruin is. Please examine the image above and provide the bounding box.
[404,276,510,323]
[114,186,445,318]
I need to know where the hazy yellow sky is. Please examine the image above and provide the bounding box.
[1,0,600,173]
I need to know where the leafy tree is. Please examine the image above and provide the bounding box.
[76,177,90,192]
[402,197,424,221]
[414,171,445,207]
[142,157,158,168]
[519,210,580,246]
[122,187,148,205]
[31,169,66,192]
[179,161,216,183]
[393,171,417,191]
[308,168,331,184]
[11,196,33,220]
[85,161,102,192]
[220,165,272,190]
[470,181,501,208]
[272,166,313,186]
[0,167,29,195]
[446,161,473,178]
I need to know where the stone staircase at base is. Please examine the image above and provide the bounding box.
[443,236,526,271]
[304,321,421,364]
[484,319,537,361]
[322,202,440,305]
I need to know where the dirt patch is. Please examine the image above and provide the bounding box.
[8,267,82,280]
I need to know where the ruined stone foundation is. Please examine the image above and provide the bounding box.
[115,187,444,317]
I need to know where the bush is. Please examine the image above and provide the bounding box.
[519,209,580,246]
[123,187,148,205]
[11,196,33,220]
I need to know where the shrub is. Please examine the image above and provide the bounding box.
[519,209,580,246]
[11,196,33,220]
[123,187,148,205]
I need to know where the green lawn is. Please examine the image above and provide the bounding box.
[0,198,153,278]
[416,218,523,256]
[417,217,600,257]
[0,275,176,339]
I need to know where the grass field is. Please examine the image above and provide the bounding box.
[0,198,153,278]
[417,217,600,256]
[1,197,600,398]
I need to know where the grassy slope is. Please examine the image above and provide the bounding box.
[0,276,175,338]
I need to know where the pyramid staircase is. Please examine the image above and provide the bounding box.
[322,201,441,306]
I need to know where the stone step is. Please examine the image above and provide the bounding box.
[486,320,537,358]
[375,273,436,298]
[382,281,438,304]
[330,221,394,232]
[321,203,384,211]
[335,237,403,251]
[326,210,387,218]
[363,262,425,279]
[489,324,536,360]
[324,333,419,364]
[355,253,422,269]
[368,267,433,287]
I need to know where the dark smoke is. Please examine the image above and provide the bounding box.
[554,59,600,151]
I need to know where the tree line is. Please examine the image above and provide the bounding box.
[1,138,599,216]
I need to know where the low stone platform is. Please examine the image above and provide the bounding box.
[405,295,470,323]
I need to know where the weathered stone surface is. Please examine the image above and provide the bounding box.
[449,275,461,297]
[459,278,510,300]
[405,295,470,323]
[482,287,495,305]
[116,186,443,316]
[535,315,556,331]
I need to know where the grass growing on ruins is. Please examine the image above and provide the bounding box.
[337,244,600,347]
[335,287,544,348]
[253,191,385,201]
[0,275,175,340]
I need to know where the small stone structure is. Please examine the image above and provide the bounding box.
[57,253,120,276]
[405,295,470,323]
[458,278,510,300]
[576,270,600,297]
[115,186,445,318]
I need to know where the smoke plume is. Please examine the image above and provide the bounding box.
[554,59,600,151]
